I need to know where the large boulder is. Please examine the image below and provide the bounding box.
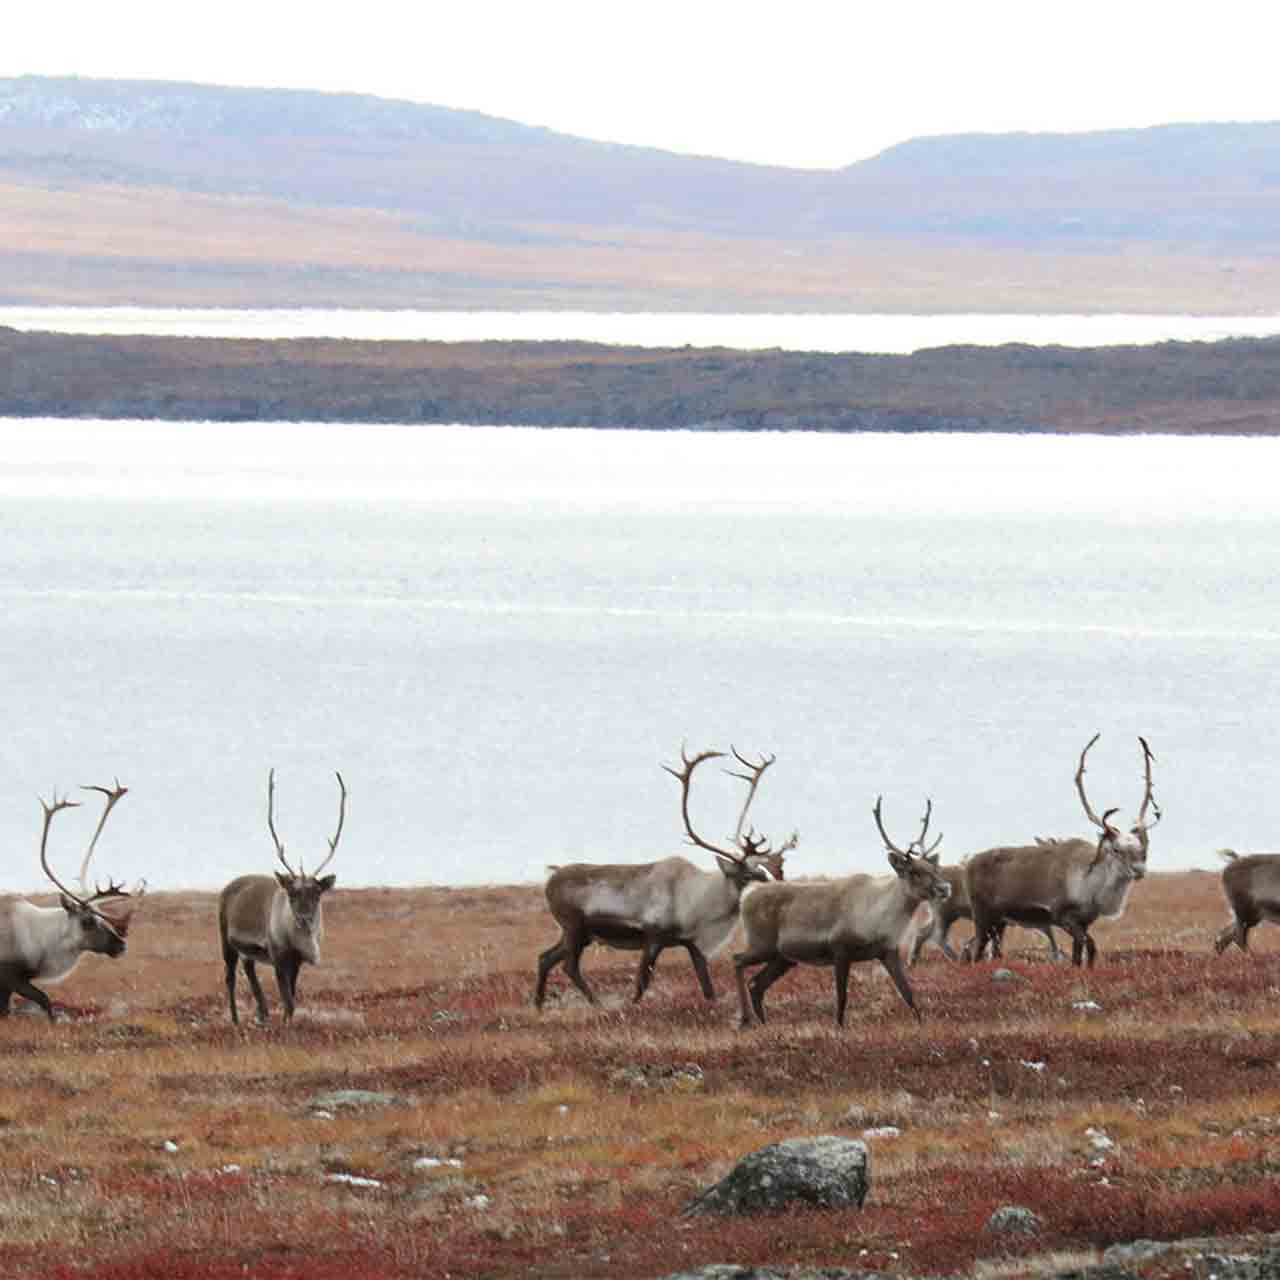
[683,1136,869,1217]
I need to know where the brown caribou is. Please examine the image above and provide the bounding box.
[965,735,1158,968]
[909,861,1061,964]
[219,769,345,1024]
[535,746,796,1009]
[1213,848,1280,954]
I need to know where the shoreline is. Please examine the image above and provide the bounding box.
[5,327,1280,434]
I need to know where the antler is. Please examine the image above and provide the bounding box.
[1137,736,1161,830]
[38,792,87,905]
[266,768,295,877]
[874,796,940,858]
[312,771,346,877]
[663,745,746,863]
[725,746,775,843]
[77,780,129,898]
[910,796,943,856]
[267,769,345,878]
[1074,733,1119,834]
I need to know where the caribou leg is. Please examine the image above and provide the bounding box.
[633,939,663,1002]
[11,979,54,1022]
[275,955,300,1022]
[748,956,795,1024]
[833,952,853,1026]
[561,931,598,1005]
[879,950,921,1020]
[534,937,567,1008]
[242,958,271,1023]
[223,941,242,1025]
[682,942,717,1000]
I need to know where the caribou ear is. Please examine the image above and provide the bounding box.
[317,874,336,892]
[924,848,941,866]
[714,854,741,878]
[275,872,293,891]
[59,894,79,914]
[886,848,911,875]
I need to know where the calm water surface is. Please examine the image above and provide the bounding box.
[4,306,1280,352]
[1,419,1276,893]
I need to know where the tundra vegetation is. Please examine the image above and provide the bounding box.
[2,870,1278,1280]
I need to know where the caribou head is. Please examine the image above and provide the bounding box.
[40,781,137,959]
[266,767,343,940]
[1075,734,1160,876]
[873,795,951,904]
[664,744,798,886]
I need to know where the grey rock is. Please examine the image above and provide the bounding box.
[307,1089,403,1111]
[985,1204,1042,1235]
[683,1136,869,1217]
[1100,1239,1174,1265]
[655,1270,891,1280]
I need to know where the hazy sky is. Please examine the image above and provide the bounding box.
[6,2,1279,169]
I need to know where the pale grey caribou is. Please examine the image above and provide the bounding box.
[219,769,345,1025]
[535,745,796,1009]
[732,796,951,1026]
[0,782,137,1021]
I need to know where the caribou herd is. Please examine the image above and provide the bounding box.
[4,736,1280,1027]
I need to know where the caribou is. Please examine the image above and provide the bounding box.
[534,746,797,1009]
[965,735,1159,968]
[1213,848,1280,954]
[219,769,345,1025]
[908,861,1061,964]
[1,782,137,1022]
[732,797,951,1027]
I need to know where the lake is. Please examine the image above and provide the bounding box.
[1,418,1276,897]
[4,306,1280,352]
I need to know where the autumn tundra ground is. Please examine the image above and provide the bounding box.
[2,871,1278,1280]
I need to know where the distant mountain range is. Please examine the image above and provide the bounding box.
[3,75,1279,312]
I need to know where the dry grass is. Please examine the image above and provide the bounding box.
[6,178,1280,314]
[3,870,1279,1279]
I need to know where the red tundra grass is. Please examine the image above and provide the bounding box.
[2,870,1278,1279]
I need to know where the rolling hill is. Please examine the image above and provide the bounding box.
[3,75,1279,312]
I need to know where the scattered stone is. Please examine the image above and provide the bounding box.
[324,1172,383,1189]
[307,1089,404,1112]
[991,968,1023,983]
[655,1268,893,1280]
[1085,1127,1116,1151]
[1101,1239,1175,1266]
[985,1204,1042,1235]
[413,1156,464,1171]
[610,1062,705,1091]
[162,1140,179,1154]
[1072,999,1102,1012]
[683,1136,869,1217]
[861,1126,902,1139]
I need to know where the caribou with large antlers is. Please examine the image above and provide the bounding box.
[0,782,136,1021]
[219,769,345,1024]
[1213,848,1280,955]
[965,735,1159,968]
[535,746,797,1009]
[732,797,951,1027]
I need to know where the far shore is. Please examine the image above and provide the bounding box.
[5,326,1280,434]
